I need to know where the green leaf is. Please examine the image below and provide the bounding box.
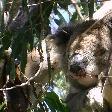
[57,0,70,10]
[0,31,12,59]
[20,39,27,73]
[11,29,28,73]
[2,31,12,50]
[88,0,95,19]
[44,91,69,112]
[70,12,78,22]
[9,58,16,79]
[21,0,28,9]
[54,9,67,26]
[41,1,54,34]
[54,19,61,26]
[25,29,34,51]
[80,0,89,16]
[11,32,23,58]
[0,102,6,112]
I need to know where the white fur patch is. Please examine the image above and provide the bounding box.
[87,83,103,106]
[86,63,98,75]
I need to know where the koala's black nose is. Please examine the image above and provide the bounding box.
[14,59,20,66]
[69,64,82,74]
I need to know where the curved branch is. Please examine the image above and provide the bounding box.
[0,62,46,91]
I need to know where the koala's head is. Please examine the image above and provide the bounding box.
[67,24,111,89]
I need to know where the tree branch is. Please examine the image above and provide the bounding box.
[93,0,112,20]
[0,62,48,91]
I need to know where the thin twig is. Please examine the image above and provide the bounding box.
[0,62,43,91]
[6,0,107,6]
[71,0,84,20]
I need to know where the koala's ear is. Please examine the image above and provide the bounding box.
[54,24,75,45]
[53,20,96,45]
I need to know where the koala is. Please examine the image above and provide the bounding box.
[52,18,112,111]
[66,22,111,112]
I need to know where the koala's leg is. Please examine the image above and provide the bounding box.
[103,79,112,111]
[103,65,112,111]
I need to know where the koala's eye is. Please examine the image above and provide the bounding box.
[68,52,79,60]
[94,48,106,56]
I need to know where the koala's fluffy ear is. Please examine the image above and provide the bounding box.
[54,24,75,45]
[53,20,96,45]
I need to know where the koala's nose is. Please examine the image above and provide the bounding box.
[69,63,82,74]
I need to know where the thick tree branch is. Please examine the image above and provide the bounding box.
[93,0,112,20]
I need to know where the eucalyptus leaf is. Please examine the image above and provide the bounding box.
[44,91,69,112]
